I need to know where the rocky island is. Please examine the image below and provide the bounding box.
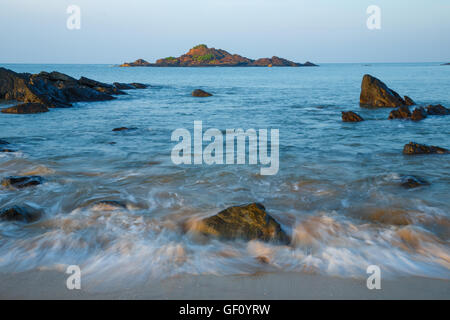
[120,44,317,67]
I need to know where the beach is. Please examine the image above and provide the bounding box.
[1,270,448,300]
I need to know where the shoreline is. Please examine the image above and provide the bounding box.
[0,270,448,300]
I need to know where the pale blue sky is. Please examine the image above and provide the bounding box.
[1,0,449,63]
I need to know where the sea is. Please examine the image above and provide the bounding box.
[0,63,449,289]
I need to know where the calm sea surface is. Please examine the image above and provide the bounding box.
[0,63,449,287]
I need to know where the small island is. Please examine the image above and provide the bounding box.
[119,44,317,67]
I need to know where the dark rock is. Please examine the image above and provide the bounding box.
[404,96,416,106]
[113,82,135,90]
[403,142,449,155]
[112,127,137,132]
[197,203,290,244]
[388,105,411,120]
[78,76,113,89]
[303,61,319,67]
[1,103,49,114]
[441,63,450,66]
[0,139,9,145]
[0,206,42,223]
[360,74,407,107]
[411,107,427,121]
[0,67,116,108]
[192,89,212,97]
[93,86,126,95]
[426,104,450,115]
[120,59,152,67]
[1,148,16,153]
[400,176,429,189]
[130,83,149,89]
[342,111,364,122]
[1,176,43,189]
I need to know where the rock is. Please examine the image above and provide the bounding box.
[0,67,116,108]
[360,74,407,107]
[197,203,290,244]
[0,139,9,145]
[112,127,137,132]
[0,206,42,223]
[1,176,43,189]
[78,76,113,89]
[192,89,213,97]
[404,96,416,106]
[113,82,135,90]
[400,176,429,189]
[303,61,319,67]
[388,105,411,120]
[119,59,152,67]
[120,45,315,67]
[93,86,126,95]
[411,107,427,121]
[130,83,149,89]
[426,104,450,115]
[92,200,127,211]
[403,142,449,155]
[441,63,450,66]
[1,103,49,114]
[1,148,16,153]
[342,111,364,122]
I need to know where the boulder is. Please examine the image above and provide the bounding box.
[388,105,411,120]
[197,203,290,244]
[426,104,450,115]
[0,206,42,223]
[1,103,49,114]
[1,176,43,189]
[192,89,212,97]
[0,139,9,145]
[360,74,407,107]
[342,111,364,122]
[411,107,427,121]
[400,176,429,189]
[1,148,16,153]
[403,142,449,155]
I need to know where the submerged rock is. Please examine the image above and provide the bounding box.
[0,139,9,145]
[192,89,212,97]
[426,104,450,115]
[130,83,149,89]
[0,206,42,223]
[342,111,364,122]
[360,74,408,108]
[403,142,449,155]
[411,107,428,121]
[388,105,411,120]
[400,176,430,189]
[92,200,127,211]
[1,176,43,189]
[1,103,49,114]
[112,127,138,132]
[197,203,290,244]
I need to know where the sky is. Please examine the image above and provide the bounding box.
[1,0,449,64]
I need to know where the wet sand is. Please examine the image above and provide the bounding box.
[0,270,448,300]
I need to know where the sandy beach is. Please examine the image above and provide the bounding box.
[0,270,448,300]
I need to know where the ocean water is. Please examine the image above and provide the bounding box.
[0,63,449,289]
